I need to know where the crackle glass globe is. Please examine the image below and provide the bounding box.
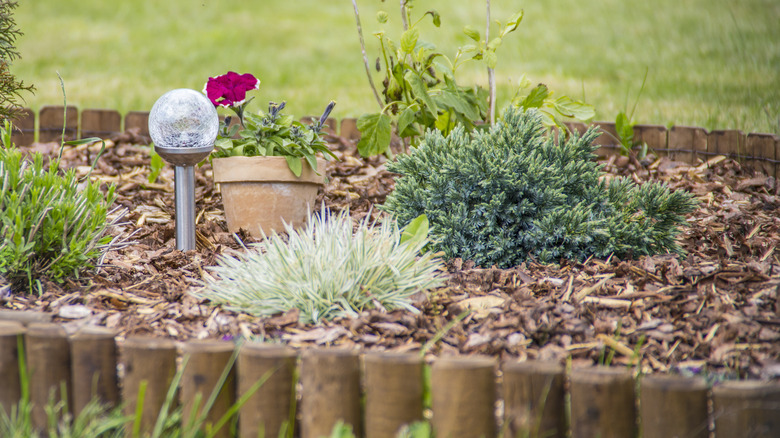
[148,88,218,149]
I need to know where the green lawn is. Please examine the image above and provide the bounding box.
[13,0,780,134]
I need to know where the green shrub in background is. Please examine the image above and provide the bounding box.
[0,0,34,124]
[353,0,593,158]
[0,122,117,293]
[383,107,697,268]
[199,208,445,324]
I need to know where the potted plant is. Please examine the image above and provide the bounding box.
[203,71,336,237]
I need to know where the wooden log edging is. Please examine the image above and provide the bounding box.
[10,106,780,178]
[0,320,778,437]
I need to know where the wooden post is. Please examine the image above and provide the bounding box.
[364,352,424,438]
[640,374,709,438]
[708,129,745,160]
[38,105,78,143]
[0,321,24,415]
[180,340,237,438]
[591,121,619,159]
[668,125,707,164]
[570,367,636,438]
[121,337,177,437]
[746,133,778,178]
[237,343,298,438]
[25,323,72,432]
[0,309,52,325]
[124,111,150,136]
[633,124,668,156]
[712,380,780,438]
[431,355,497,438]
[70,326,119,415]
[340,118,360,141]
[776,136,780,182]
[80,109,122,139]
[300,348,362,438]
[10,107,35,146]
[502,360,566,438]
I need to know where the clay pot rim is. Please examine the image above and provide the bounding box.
[212,155,327,184]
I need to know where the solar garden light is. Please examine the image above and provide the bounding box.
[149,89,219,251]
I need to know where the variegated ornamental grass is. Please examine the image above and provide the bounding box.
[199,209,445,324]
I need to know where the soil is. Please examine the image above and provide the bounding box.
[2,129,779,380]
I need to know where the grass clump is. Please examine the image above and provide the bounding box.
[199,208,445,324]
[0,122,117,293]
[383,107,698,268]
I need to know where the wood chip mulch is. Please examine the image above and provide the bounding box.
[2,130,779,380]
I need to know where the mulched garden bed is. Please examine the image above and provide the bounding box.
[2,129,779,380]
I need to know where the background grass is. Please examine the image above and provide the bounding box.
[13,0,780,134]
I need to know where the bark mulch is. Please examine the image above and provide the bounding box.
[2,130,779,380]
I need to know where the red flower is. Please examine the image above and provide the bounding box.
[203,72,260,108]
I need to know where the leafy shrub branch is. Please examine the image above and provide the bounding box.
[352,0,594,158]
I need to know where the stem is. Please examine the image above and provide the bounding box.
[351,0,383,108]
[400,0,409,30]
[486,0,496,125]
[629,66,649,121]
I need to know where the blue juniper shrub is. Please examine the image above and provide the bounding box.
[382,107,697,268]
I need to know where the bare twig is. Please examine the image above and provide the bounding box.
[400,0,409,30]
[486,0,496,125]
[351,0,383,108]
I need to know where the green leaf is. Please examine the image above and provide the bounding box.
[517,84,550,109]
[433,60,455,81]
[485,50,498,69]
[148,148,164,183]
[230,145,246,156]
[425,10,441,27]
[404,71,437,115]
[615,111,634,148]
[552,96,596,121]
[285,156,303,177]
[486,37,503,52]
[434,109,451,133]
[435,88,480,121]
[400,28,420,55]
[304,153,319,174]
[458,44,479,57]
[398,105,420,138]
[400,214,429,246]
[463,25,480,42]
[356,113,392,157]
[214,137,233,150]
[63,137,101,147]
[376,10,388,24]
[277,114,294,127]
[500,11,524,38]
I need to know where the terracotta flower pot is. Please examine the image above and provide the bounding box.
[212,156,326,236]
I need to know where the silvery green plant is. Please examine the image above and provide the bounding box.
[199,209,445,324]
[0,119,120,293]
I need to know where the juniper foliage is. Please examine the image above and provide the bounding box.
[383,108,697,267]
[0,0,34,123]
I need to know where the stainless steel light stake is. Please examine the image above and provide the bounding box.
[148,89,218,251]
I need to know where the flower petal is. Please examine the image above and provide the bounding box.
[202,72,260,108]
